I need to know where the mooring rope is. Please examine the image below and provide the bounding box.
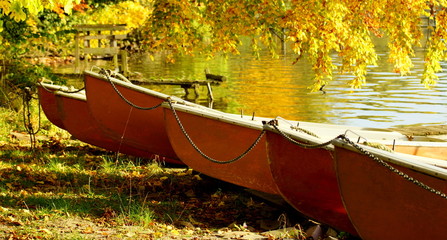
[338,135,447,200]
[167,98,265,164]
[100,69,163,111]
[275,117,320,138]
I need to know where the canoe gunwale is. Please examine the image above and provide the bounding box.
[38,82,75,92]
[38,82,86,99]
[265,118,447,148]
[263,123,335,150]
[162,102,265,131]
[333,138,447,180]
[54,91,86,101]
[84,70,179,102]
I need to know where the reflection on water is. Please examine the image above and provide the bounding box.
[64,44,447,129]
[127,48,446,129]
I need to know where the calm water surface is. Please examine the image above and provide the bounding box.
[127,49,447,129]
[68,45,447,129]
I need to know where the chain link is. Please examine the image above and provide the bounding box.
[100,69,163,110]
[22,87,41,149]
[268,120,447,199]
[266,120,333,149]
[167,99,265,164]
[338,135,447,200]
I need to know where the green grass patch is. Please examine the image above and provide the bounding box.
[0,104,323,239]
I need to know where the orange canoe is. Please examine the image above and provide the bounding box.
[83,70,188,165]
[264,128,357,235]
[333,137,447,240]
[37,82,67,130]
[163,101,279,194]
[54,90,155,158]
[264,120,447,235]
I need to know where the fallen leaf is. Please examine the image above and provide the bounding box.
[159,176,168,181]
[0,206,9,212]
[82,226,94,234]
[193,175,202,181]
[7,216,24,226]
[39,228,52,234]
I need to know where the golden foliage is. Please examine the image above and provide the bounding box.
[0,0,81,21]
[2,0,447,89]
[140,0,447,89]
[84,1,153,31]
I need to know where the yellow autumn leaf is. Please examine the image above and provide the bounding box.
[82,226,94,234]
[159,176,168,181]
[0,206,9,212]
[39,228,52,234]
[193,175,202,181]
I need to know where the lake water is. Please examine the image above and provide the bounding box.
[65,40,447,129]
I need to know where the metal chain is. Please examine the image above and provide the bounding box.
[101,69,163,110]
[267,120,333,149]
[22,87,41,149]
[338,135,447,200]
[167,99,265,164]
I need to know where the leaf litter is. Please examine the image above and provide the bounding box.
[0,132,357,239]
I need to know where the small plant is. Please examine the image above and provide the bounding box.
[119,200,155,227]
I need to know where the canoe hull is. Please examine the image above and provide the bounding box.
[334,144,447,240]
[84,71,182,164]
[266,131,357,235]
[37,85,66,130]
[55,92,153,158]
[163,106,279,194]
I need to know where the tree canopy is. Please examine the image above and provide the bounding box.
[141,0,447,90]
[2,0,447,91]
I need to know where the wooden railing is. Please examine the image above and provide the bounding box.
[74,24,128,74]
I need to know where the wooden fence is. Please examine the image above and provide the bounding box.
[74,24,128,74]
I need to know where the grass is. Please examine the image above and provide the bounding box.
[0,102,347,239]
[0,146,299,239]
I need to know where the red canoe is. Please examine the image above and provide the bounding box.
[264,121,447,235]
[37,82,67,130]
[163,101,280,194]
[333,137,447,240]
[53,90,155,158]
[83,70,188,165]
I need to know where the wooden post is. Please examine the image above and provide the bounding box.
[110,31,118,71]
[193,83,200,96]
[206,82,214,101]
[97,30,101,48]
[120,50,129,76]
[75,32,80,73]
[84,31,90,48]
